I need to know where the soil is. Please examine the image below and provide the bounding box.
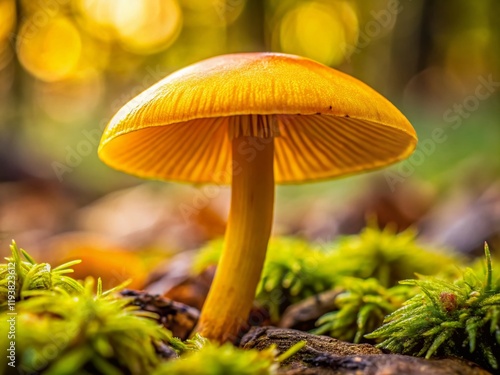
[240,327,492,375]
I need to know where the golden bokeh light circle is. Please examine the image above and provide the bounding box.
[77,0,182,54]
[17,17,82,82]
[0,0,16,43]
[277,1,359,66]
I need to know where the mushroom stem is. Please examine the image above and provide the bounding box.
[197,134,275,343]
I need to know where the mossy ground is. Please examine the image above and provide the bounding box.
[1,228,498,374]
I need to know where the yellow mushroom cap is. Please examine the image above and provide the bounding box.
[98,53,417,184]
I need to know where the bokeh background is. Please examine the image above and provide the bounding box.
[0,0,499,286]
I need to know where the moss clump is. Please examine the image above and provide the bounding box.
[325,225,460,287]
[312,278,415,343]
[194,227,458,323]
[366,243,500,371]
[154,343,278,375]
[195,237,335,320]
[155,338,305,375]
[0,241,172,375]
[309,226,459,344]
[0,241,83,305]
[0,277,172,375]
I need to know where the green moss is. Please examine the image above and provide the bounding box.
[0,277,172,375]
[0,229,480,373]
[0,241,83,305]
[195,237,336,320]
[312,278,415,343]
[154,343,278,375]
[1,241,304,375]
[0,241,173,375]
[325,225,460,287]
[194,226,458,322]
[154,339,305,375]
[366,243,500,371]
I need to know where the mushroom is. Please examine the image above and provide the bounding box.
[98,53,417,342]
